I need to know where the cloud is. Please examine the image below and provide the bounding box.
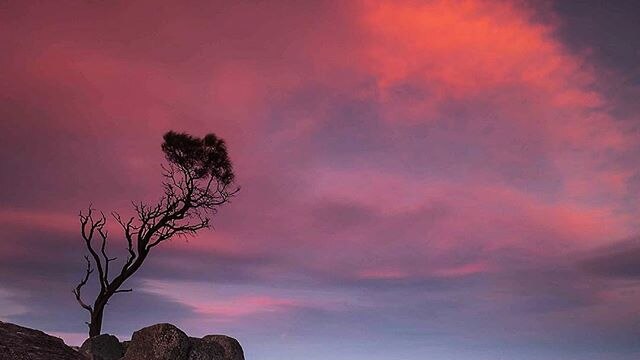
[580,239,640,278]
[1,1,640,358]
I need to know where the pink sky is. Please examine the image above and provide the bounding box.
[1,1,640,359]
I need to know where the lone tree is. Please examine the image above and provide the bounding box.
[74,131,238,337]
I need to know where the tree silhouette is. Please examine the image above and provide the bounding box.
[74,131,238,337]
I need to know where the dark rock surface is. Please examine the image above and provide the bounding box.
[201,335,245,360]
[0,321,87,360]
[0,321,245,360]
[187,337,225,360]
[121,340,130,354]
[80,334,123,360]
[122,323,191,360]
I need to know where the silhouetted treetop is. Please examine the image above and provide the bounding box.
[162,131,235,184]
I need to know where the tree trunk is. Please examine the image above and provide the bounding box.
[88,303,105,337]
[85,253,147,338]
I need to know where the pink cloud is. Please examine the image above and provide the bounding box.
[2,2,640,355]
[139,280,350,322]
[192,296,299,318]
[0,208,77,233]
[356,268,410,281]
[359,1,601,116]
[432,261,492,278]
[348,0,635,206]
[1,0,633,292]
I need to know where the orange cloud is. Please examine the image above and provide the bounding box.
[357,0,630,156]
[361,1,593,109]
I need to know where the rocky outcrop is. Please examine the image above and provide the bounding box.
[200,335,244,360]
[121,340,130,354]
[0,321,244,360]
[122,323,191,360]
[122,323,245,360]
[0,321,86,360]
[187,337,225,360]
[80,334,123,360]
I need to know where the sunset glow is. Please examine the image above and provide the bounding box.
[1,1,640,359]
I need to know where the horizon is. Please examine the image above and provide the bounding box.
[2,1,640,359]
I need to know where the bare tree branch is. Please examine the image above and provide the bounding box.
[80,208,108,293]
[73,256,94,315]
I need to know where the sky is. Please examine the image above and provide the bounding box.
[1,1,640,359]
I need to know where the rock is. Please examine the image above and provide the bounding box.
[201,335,245,360]
[121,340,130,354]
[186,337,225,360]
[0,321,87,360]
[0,321,244,360]
[80,334,123,360]
[123,323,191,360]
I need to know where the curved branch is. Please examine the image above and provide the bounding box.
[80,208,108,293]
[73,256,94,315]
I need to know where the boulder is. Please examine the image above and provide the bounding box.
[186,337,225,360]
[123,323,191,360]
[0,321,87,360]
[121,340,130,354]
[201,335,245,360]
[0,321,245,360]
[80,334,123,360]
